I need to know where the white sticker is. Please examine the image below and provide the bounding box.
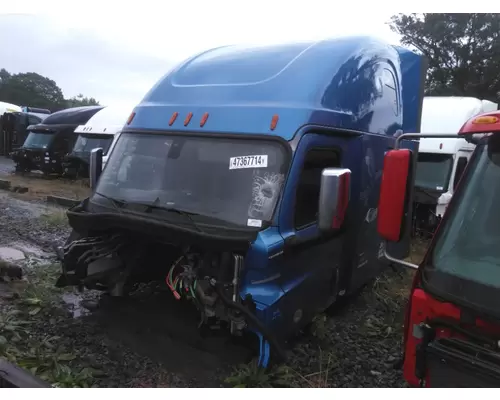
[229,155,268,170]
[436,186,444,191]
[247,218,262,227]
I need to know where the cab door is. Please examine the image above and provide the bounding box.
[275,131,361,324]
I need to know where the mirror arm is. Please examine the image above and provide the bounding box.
[382,241,419,270]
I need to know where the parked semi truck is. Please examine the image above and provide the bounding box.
[20,106,51,120]
[378,110,500,387]
[0,110,45,156]
[413,96,497,236]
[11,106,103,175]
[56,36,427,366]
[62,104,136,178]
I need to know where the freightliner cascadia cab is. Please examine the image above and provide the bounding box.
[58,36,427,367]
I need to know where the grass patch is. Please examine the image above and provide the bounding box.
[39,208,68,228]
[406,238,430,264]
[225,360,296,388]
[225,350,337,388]
[0,262,98,387]
[2,173,90,202]
[20,263,64,310]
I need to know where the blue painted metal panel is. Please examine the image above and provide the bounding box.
[128,36,425,140]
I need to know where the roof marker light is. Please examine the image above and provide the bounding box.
[270,114,279,130]
[169,112,179,126]
[200,112,209,127]
[126,112,136,125]
[472,116,499,124]
[184,112,193,126]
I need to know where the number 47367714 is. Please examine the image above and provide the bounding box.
[229,155,268,170]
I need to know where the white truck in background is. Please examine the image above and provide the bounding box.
[413,96,498,236]
[0,101,22,114]
[62,103,136,178]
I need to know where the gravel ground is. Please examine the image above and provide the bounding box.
[0,187,421,388]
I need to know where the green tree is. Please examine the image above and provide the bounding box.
[389,13,500,101]
[65,93,100,108]
[0,68,10,85]
[0,69,101,111]
[0,72,65,109]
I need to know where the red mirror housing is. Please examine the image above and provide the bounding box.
[377,149,411,242]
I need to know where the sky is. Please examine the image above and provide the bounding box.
[0,2,414,107]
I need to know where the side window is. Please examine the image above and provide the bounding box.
[294,149,340,229]
[382,68,399,116]
[453,156,468,190]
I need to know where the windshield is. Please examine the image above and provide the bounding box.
[427,134,500,313]
[94,133,289,228]
[73,133,114,155]
[415,153,453,191]
[23,131,55,149]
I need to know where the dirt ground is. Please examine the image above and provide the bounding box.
[7,174,90,201]
[0,157,90,201]
[0,176,429,388]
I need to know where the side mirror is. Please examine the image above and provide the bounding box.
[377,149,412,242]
[89,147,103,190]
[318,168,351,232]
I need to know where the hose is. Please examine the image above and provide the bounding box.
[212,282,287,363]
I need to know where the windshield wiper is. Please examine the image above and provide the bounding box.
[134,198,203,234]
[94,192,126,213]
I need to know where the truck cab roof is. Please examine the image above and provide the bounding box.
[419,96,498,154]
[74,104,135,136]
[0,101,22,114]
[27,106,104,130]
[129,36,426,140]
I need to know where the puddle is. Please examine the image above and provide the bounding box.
[11,243,52,259]
[0,247,25,262]
[62,292,90,318]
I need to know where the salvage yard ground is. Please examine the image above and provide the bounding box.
[0,157,90,202]
[0,159,427,387]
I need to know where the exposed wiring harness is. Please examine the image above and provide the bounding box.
[166,255,197,300]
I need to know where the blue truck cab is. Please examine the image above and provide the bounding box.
[59,36,427,367]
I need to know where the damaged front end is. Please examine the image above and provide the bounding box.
[57,199,285,364]
[56,131,291,366]
[11,147,46,173]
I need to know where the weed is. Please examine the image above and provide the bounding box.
[4,334,98,387]
[292,349,335,388]
[0,263,97,388]
[39,208,68,228]
[225,360,296,388]
[20,263,64,311]
[310,315,329,340]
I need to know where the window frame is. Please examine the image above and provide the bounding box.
[293,147,341,230]
[453,156,469,191]
[382,68,399,117]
